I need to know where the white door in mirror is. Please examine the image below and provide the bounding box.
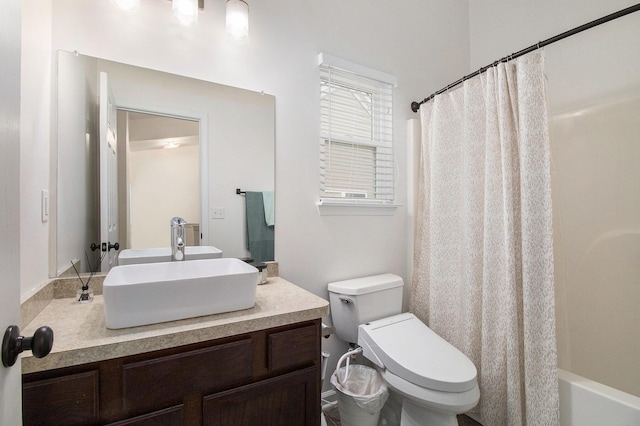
[99,72,119,273]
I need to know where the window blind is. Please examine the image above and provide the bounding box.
[320,64,394,201]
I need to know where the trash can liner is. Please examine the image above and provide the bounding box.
[331,364,389,415]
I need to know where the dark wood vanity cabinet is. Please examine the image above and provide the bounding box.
[22,320,322,426]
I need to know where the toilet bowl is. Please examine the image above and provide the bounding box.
[328,274,479,426]
[360,313,479,425]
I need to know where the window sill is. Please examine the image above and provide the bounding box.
[316,199,401,216]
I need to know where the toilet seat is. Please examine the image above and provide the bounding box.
[380,369,480,413]
[358,313,477,393]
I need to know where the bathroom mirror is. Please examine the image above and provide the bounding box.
[53,50,275,276]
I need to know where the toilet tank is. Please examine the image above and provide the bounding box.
[328,273,404,344]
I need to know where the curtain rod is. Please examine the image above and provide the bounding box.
[410,3,640,113]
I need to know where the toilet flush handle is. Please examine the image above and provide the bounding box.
[338,297,353,304]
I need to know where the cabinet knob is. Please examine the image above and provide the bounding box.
[2,325,54,368]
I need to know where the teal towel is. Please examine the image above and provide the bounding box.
[245,192,274,263]
[262,191,275,226]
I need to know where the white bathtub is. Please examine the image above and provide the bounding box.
[559,369,640,425]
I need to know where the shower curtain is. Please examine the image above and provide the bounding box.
[411,51,559,425]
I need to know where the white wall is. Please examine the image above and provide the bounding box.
[20,0,53,298]
[21,0,470,381]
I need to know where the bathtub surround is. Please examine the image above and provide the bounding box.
[550,95,640,397]
[412,51,559,424]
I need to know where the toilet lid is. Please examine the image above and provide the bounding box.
[358,313,477,393]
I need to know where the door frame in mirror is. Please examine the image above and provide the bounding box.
[116,103,209,250]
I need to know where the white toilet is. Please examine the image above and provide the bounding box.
[328,273,480,426]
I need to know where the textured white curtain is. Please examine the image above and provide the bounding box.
[411,51,559,425]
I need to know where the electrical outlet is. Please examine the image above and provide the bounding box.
[211,207,225,219]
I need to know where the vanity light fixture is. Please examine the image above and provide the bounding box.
[226,0,249,40]
[172,0,199,26]
[111,0,244,38]
[110,0,140,11]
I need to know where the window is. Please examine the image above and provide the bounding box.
[319,54,395,203]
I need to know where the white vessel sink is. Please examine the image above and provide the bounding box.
[118,246,223,266]
[103,258,258,329]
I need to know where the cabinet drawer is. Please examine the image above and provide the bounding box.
[23,370,99,426]
[122,338,253,413]
[268,323,319,371]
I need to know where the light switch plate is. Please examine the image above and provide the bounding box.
[211,207,225,219]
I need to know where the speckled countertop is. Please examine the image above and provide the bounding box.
[21,277,329,374]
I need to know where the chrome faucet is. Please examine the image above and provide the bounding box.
[170,217,186,261]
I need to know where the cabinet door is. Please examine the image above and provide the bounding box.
[23,370,99,426]
[203,367,319,426]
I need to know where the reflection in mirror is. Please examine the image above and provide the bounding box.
[54,51,275,276]
[122,112,200,249]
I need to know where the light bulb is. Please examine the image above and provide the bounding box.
[173,0,198,26]
[226,0,249,40]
